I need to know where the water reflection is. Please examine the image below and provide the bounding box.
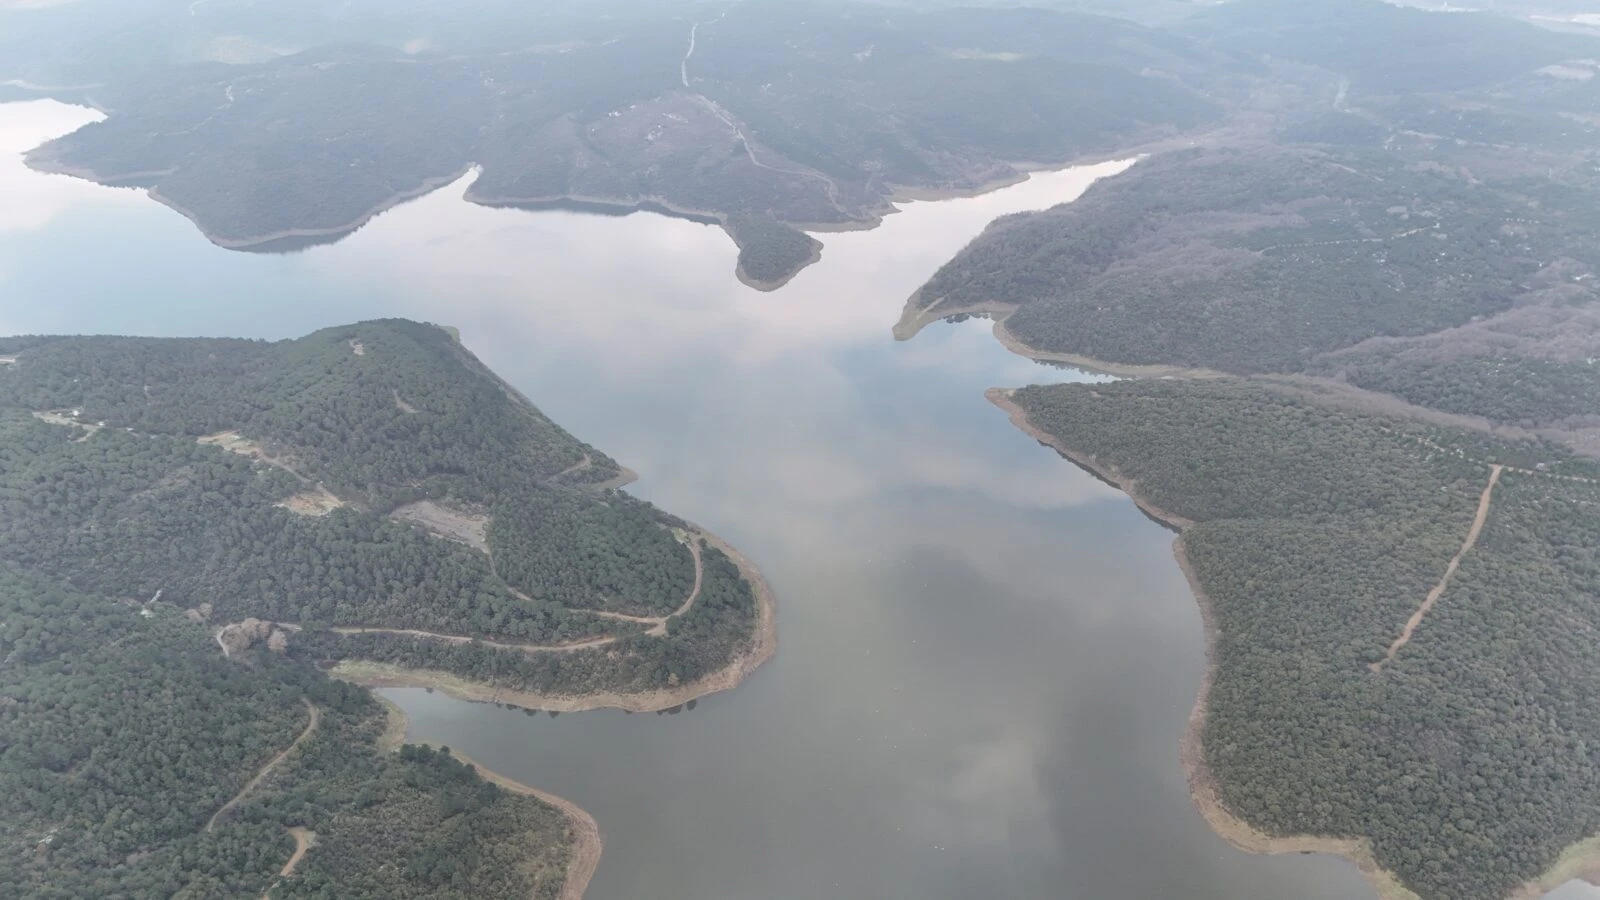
[3,98,1582,899]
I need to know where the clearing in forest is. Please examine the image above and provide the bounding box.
[275,488,346,517]
[389,500,488,552]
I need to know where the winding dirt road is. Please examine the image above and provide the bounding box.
[1371,464,1504,672]
[208,699,320,832]
[276,532,706,654]
[587,533,703,636]
[259,827,314,899]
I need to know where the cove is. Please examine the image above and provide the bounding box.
[7,98,1588,900]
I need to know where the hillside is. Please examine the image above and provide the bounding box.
[897,2,1600,897]
[1004,380,1600,900]
[906,0,1600,453]
[0,318,773,895]
[7,0,1220,287]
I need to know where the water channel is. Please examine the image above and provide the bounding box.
[7,98,1594,900]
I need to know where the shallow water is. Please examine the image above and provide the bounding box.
[6,97,1583,900]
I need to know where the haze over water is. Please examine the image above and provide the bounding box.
[11,97,1591,900]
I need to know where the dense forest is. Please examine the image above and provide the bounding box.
[0,318,773,895]
[0,319,763,702]
[0,563,574,898]
[1011,380,1600,900]
[915,142,1600,377]
[726,215,822,289]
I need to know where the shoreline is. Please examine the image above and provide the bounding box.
[442,749,602,900]
[988,386,1417,899]
[377,702,602,900]
[985,388,1193,530]
[1170,539,1420,900]
[149,164,476,250]
[23,142,474,251]
[334,523,776,714]
[896,298,1225,379]
[990,386,1600,900]
[735,240,823,292]
[590,465,640,492]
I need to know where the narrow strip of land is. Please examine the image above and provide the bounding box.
[1371,464,1504,672]
[207,699,320,831]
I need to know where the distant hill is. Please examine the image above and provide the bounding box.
[899,2,1600,897]
[7,0,1221,287]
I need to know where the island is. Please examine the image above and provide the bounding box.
[902,2,1600,898]
[0,319,774,896]
[5,0,1220,288]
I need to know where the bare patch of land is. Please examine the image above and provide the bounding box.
[199,431,311,481]
[1371,464,1504,672]
[348,339,365,356]
[392,389,417,414]
[275,488,346,517]
[32,410,105,441]
[207,699,320,832]
[389,500,488,552]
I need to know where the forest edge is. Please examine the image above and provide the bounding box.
[985,386,1600,900]
[373,699,603,900]
[331,525,776,714]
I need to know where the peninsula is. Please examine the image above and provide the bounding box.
[0,318,775,895]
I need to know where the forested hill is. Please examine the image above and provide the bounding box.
[1007,381,1600,900]
[899,2,1600,896]
[0,319,768,895]
[909,0,1600,454]
[0,319,764,696]
[7,0,1220,288]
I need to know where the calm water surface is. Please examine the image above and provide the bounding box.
[8,99,1592,900]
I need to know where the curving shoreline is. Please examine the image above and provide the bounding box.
[896,297,1225,379]
[988,386,1600,900]
[377,702,602,900]
[987,387,1418,898]
[735,240,823,292]
[334,523,776,714]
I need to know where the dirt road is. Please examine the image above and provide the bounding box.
[1372,464,1504,671]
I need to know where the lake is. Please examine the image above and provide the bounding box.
[5,98,1595,900]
